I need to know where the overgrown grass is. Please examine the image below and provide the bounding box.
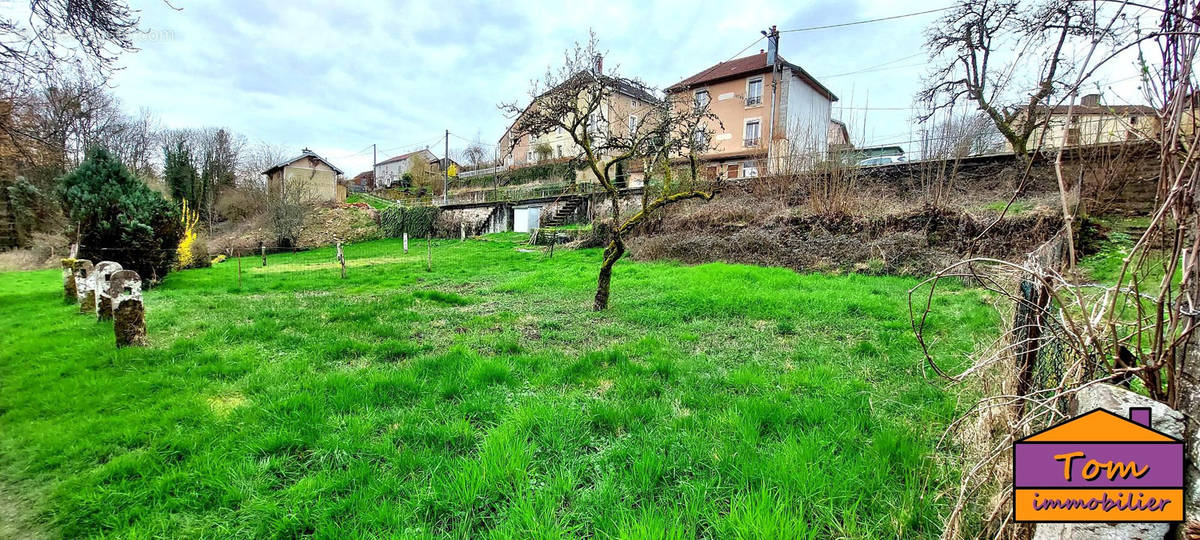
[0,235,995,538]
[346,194,394,210]
[979,200,1034,214]
[1079,222,1181,288]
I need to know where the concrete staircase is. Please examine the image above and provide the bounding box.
[543,195,583,227]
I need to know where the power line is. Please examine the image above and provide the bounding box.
[327,145,374,159]
[670,35,765,90]
[820,61,928,79]
[835,105,917,111]
[377,134,446,157]
[448,132,499,147]
[779,7,953,33]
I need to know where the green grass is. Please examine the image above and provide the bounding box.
[346,193,396,210]
[979,200,1035,214]
[539,224,593,232]
[0,235,996,538]
[1079,223,1181,288]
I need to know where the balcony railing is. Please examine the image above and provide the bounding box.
[745,95,762,106]
[743,137,761,148]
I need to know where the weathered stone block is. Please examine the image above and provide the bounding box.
[61,258,77,302]
[72,260,93,314]
[92,261,122,321]
[108,270,145,347]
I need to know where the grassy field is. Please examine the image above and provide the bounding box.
[345,194,397,210]
[0,235,995,538]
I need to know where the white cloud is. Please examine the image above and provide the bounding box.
[108,0,1151,175]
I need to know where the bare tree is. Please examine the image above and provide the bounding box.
[0,0,140,84]
[920,0,1108,157]
[920,110,1005,160]
[239,141,288,188]
[251,162,317,247]
[107,107,161,178]
[501,34,722,310]
[462,140,488,170]
[2,71,154,185]
[910,3,1200,536]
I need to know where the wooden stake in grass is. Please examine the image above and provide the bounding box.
[336,241,346,279]
[403,232,409,254]
[426,232,432,272]
[460,223,466,242]
[237,250,242,290]
[259,241,266,267]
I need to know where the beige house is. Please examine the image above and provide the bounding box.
[498,68,658,184]
[665,51,837,179]
[263,149,345,203]
[1020,93,1159,150]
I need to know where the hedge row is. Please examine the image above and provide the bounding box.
[379,206,440,238]
[455,161,575,188]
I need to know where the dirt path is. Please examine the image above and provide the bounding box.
[0,481,51,540]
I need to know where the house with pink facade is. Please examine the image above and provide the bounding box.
[665,51,837,179]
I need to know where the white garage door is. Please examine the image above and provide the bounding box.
[514,206,541,233]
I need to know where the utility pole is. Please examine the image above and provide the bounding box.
[371,143,377,190]
[762,25,780,173]
[443,129,449,205]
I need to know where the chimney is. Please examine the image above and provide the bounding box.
[1080,93,1101,107]
[594,54,603,75]
[1129,407,1151,428]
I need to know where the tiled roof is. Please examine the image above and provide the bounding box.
[377,149,437,166]
[262,149,344,175]
[665,52,837,101]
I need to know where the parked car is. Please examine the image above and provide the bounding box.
[857,155,906,166]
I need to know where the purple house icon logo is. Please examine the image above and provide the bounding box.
[1013,407,1184,522]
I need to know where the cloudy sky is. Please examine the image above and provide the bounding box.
[78,0,1149,175]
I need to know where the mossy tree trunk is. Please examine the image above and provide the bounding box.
[593,235,625,311]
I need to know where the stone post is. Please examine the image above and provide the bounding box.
[72,259,94,314]
[109,270,146,347]
[61,258,77,302]
[92,261,122,321]
[260,240,266,267]
[403,232,408,254]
